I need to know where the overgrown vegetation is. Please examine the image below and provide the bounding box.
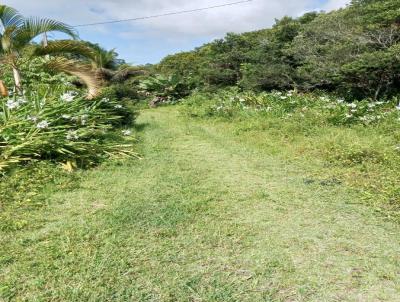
[180,89,400,210]
[0,86,137,172]
[0,5,140,208]
[1,0,400,300]
[155,0,400,101]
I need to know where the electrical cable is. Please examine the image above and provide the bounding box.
[73,0,253,27]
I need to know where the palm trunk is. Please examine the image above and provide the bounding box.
[0,80,8,97]
[42,32,48,47]
[43,32,50,59]
[12,66,23,94]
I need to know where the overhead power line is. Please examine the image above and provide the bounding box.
[73,0,253,27]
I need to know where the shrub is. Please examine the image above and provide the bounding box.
[138,74,193,103]
[181,89,400,127]
[0,86,137,173]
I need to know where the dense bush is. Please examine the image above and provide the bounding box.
[0,85,137,173]
[157,0,400,100]
[138,74,193,104]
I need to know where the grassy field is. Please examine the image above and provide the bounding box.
[1,107,400,301]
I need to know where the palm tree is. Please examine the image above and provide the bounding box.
[33,40,104,98]
[0,5,77,93]
[78,43,145,83]
[35,40,146,93]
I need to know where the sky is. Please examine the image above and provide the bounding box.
[2,0,350,65]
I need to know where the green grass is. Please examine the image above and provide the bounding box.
[1,107,400,301]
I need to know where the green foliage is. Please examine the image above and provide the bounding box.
[0,86,137,173]
[1,56,74,89]
[156,0,400,99]
[338,44,400,99]
[182,89,400,125]
[139,74,192,102]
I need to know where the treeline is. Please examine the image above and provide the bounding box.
[154,0,400,100]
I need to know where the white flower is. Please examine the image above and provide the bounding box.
[395,145,400,151]
[345,114,353,118]
[347,103,357,108]
[351,109,357,113]
[114,104,123,109]
[122,130,132,136]
[27,115,38,122]
[337,99,345,104]
[101,97,110,103]
[280,96,287,100]
[81,114,88,126]
[6,99,20,109]
[375,101,384,105]
[61,91,76,102]
[61,114,71,119]
[66,130,79,140]
[368,103,376,108]
[396,104,400,111]
[37,120,49,129]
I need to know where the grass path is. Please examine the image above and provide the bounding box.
[1,107,400,301]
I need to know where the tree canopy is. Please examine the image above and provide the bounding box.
[156,0,400,100]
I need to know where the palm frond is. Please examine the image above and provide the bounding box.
[0,5,24,29]
[111,67,146,83]
[93,48,118,69]
[13,17,77,50]
[33,40,96,60]
[44,57,102,99]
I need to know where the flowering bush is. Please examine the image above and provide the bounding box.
[0,87,137,173]
[182,88,400,127]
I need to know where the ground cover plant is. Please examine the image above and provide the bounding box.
[181,89,400,213]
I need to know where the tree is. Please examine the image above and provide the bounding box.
[0,5,76,93]
[339,44,400,99]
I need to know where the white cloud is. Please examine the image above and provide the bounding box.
[3,0,351,38]
[323,0,350,11]
[2,0,351,63]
